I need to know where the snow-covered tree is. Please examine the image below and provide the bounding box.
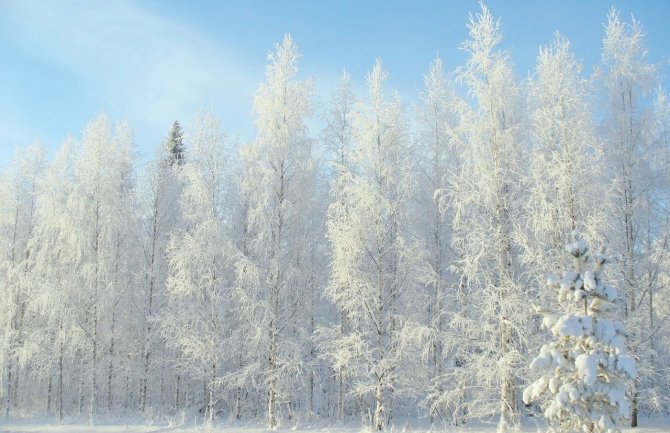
[237,34,315,429]
[522,32,603,280]
[165,120,185,167]
[320,70,358,421]
[160,112,233,423]
[445,5,528,431]
[319,59,420,431]
[63,114,137,420]
[411,56,462,424]
[601,9,662,424]
[524,232,636,433]
[639,90,670,413]
[0,142,46,416]
[642,218,670,413]
[323,70,357,176]
[137,121,185,413]
[27,137,81,420]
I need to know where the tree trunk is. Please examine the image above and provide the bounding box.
[631,388,638,427]
[90,301,98,424]
[234,386,242,420]
[141,229,158,413]
[59,336,64,422]
[498,370,516,433]
[47,373,53,414]
[108,305,116,413]
[337,369,344,422]
[4,359,12,417]
[267,252,281,429]
[123,354,130,411]
[308,369,314,421]
[174,370,180,410]
[77,349,84,415]
[267,322,278,429]
[11,359,20,412]
[208,361,216,423]
[374,379,384,431]
[374,244,384,432]
[90,226,101,424]
[337,310,347,422]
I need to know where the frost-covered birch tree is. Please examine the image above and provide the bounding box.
[522,33,603,281]
[27,138,82,420]
[638,91,670,413]
[138,120,185,413]
[411,56,462,424]
[447,5,528,431]
[160,113,234,423]
[601,9,662,424]
[320,70,357,421]
[319,59,420,431]
[65,114,137,420]
[103,122,139,413]
[237,33,315,428]
[0,143,46,416]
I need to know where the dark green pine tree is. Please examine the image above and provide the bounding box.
[165,120,185,166]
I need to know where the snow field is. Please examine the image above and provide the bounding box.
[2,417,670,433]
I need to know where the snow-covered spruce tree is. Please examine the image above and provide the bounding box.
[318,59,420,431]
[524,232,636,433]
[237,34,315,428]
[601,9,663,424]
[520,34,607,416]
[160,112,234,423]
[165,120,186,167]
[446,5,528,431]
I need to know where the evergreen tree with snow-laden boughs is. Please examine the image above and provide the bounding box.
[524,232,636,433]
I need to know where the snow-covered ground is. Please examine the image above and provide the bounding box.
[1,417,669,433]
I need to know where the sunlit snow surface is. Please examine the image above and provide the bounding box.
[1,417,669,433]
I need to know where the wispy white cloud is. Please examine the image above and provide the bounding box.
[3,0,261,150]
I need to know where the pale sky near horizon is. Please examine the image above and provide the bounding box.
[1,0,669,168]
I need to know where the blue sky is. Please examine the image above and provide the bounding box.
[1,0,669,168]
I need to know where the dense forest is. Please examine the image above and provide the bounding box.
[1,5,668,432]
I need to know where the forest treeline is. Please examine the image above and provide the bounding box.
[1,5,669,432]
